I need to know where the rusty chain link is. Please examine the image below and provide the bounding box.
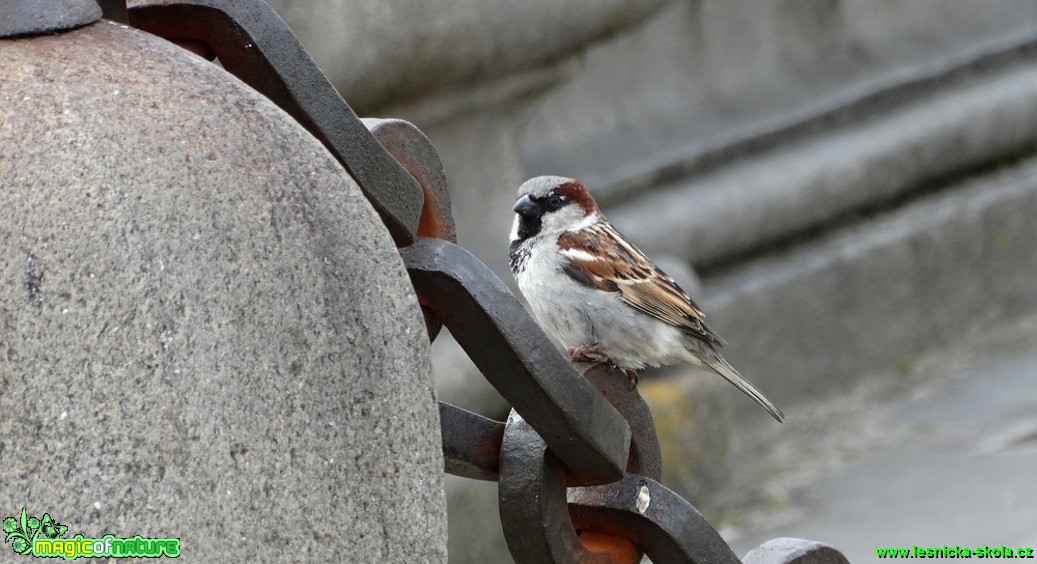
[13,0,853,560]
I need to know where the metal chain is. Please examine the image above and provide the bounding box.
[86,1,852,561]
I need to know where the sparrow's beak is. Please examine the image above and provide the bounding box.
[513,195,539,218]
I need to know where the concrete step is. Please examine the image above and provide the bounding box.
[608,56,1037,268]
[722,311,1037,562]
[702,153,1037,415]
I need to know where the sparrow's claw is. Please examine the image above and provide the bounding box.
[567,345,610,365]
[623,368,639,390]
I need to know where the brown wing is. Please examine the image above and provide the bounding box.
[557,220,724,347]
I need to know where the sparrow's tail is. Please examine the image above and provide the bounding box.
[701,354,785,423]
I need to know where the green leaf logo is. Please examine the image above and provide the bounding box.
[40,514,67,539]
[2,507,33,555]
[3,507,68,555]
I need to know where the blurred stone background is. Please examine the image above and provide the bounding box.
[269,0,1037,560]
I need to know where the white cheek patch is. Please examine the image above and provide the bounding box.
[570,212,598,231]
[541,206,596,235]
[509,217,521,242]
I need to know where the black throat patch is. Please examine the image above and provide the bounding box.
[515,215,542,242]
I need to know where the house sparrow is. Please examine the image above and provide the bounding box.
[509,176,785,423]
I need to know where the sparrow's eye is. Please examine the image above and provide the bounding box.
[545,194,565,211]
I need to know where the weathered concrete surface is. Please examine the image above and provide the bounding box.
[724,312,1037,562]
[701,154,1037,417]
[0,21,445,562]
[523,0,1037,193]
[443,475,508,563]
[608,55,1037,267]
[268,0,669,112]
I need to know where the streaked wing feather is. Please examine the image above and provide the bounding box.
[557,221,723,346]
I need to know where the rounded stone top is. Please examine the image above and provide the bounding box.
[0,20,445,562]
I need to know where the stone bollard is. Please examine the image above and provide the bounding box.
[0,18,446,562]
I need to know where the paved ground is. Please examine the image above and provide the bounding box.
[722,312,1037,562]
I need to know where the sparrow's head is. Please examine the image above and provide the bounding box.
[509,176,599,243]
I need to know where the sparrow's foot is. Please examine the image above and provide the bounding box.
[567,345,610,365]
[623,368,639,390]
